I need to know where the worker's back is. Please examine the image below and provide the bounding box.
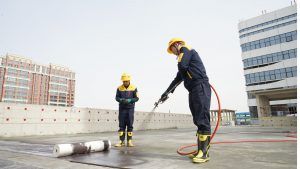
[178,47,209,91]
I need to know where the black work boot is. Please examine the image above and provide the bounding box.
[127,131,134,147]
[114,131,125,147]
[192,133,211,163]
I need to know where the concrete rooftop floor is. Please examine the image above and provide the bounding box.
[0,126,297,169]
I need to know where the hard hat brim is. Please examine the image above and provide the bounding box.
[167,47,173,54]
[167,40,185,54]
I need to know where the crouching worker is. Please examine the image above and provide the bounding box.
[115,73,139,147]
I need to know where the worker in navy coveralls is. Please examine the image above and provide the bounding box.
[115,73,139,147]
[161,38,211,163]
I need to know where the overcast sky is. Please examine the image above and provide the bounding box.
[0,0,292,113]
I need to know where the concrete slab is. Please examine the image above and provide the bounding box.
[0,126,297,169]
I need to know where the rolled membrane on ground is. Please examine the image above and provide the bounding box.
[53,140,111,157]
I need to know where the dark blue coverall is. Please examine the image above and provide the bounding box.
[115,84,139,132]
[165,46,211,135]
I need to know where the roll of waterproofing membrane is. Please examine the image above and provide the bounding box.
[53,140,111,157]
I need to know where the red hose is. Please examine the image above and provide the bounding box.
[176,84,297,156]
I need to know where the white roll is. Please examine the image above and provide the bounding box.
[53,140,111,157]
[53,144,73,157]
[84,140,111,152]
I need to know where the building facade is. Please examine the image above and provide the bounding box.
[0,54,75,107]
[238,5,297,118]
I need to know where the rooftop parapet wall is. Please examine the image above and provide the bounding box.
[0,103,195,137]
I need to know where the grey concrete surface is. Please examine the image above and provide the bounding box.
[0,126,297,169]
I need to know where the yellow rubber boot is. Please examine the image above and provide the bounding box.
[187,132,201,159]
[187,152,197,159]
[114,131,125,147]
[114,140,125,147]
[127,132,134,147]
[192,134,211,163]
[127,140,134,147]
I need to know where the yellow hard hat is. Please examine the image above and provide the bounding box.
[167,38,186,54]
[121,73,131,81]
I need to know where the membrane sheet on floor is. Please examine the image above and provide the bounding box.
[62,148,184,168]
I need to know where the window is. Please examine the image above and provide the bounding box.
[240,19,297,38]
[253,58,258,65]
[272,53,278,62]
[289,49,296,58]
[259,72,265,81]
[283,51,289,59]
[242,46,245,52]
[279,17,285,21]
[280,68,286,78]
[292,67,297,76]
[243,60,247,67]
[262,56,268,64]
[250,73,255,83]
[265,71,271,81]
[50,95,58,102]
[274,35,281,44]
[245,74,250,84]
[257,56,263,65]
[270,36,275,45]
[254,40,260,49]
[260,39,266,47]
[6,77,16,85]
[280,34,286,43]
[250,44,254,50]
[246,43,250,51]
[243,49,296,70]
[278,52,283,60]
[285,67,293,78]
[265,38,271,47]
[249,106,258,118]
[19,70,29,78]
[248,58,253,67]
[267,55,273,63]
[255,73,260,82]
[275,69,281,79]
[291,31,297,40]
[286,32,292,42]
[266,27,272,31]
[269,70,276,80]
[246,68,296,85]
